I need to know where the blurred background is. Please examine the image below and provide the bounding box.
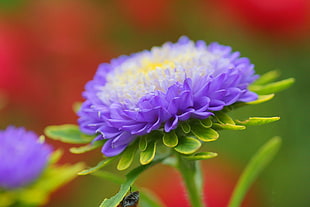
[0,0,309,206]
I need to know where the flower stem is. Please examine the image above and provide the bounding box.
[176,154,205,207]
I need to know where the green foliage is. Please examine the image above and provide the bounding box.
[70,140,105,154]
[140,141,157,165]
[174,136,201,154]
[250,77,295,95]
[180,121,191,133]
[139,135,148,151]
[212,123,246,130]
[214,111,235,124]
[199,118,212,128]
[184,152,218,160]
[78,157,117,175]
[253,70,281,85]
[0,151,84,207]
[190,121,219,142]
[236,117,280,126]
[117,144,137,171]
[246,94,275,105]
[162,130,178,147]
[100,158,164,207]
[228,137,282,207]
[45,124,95,144]
[92,172,165,207]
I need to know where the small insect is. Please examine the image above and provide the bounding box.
[118,190,139,207]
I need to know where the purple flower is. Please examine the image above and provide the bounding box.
[78,36,258,157]
[0,126,52,189]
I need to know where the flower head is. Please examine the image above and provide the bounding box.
[0,126,52,189]
[78,36,258,157]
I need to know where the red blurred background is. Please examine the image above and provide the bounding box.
[1,0,309,206]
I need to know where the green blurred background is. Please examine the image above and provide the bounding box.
[0,0,309,206]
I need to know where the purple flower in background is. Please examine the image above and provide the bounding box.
[0,126,52,189]
[78,36,258,157]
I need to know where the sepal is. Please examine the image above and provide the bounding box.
[45,124,95,144]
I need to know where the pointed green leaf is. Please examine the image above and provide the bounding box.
[199,118,212,128]
[100,158,165,207]
[163,130,178,147]
[70,140,104,154]
[212,123,246,131]
[228,137,281,207]
[191,123,219,142]
[140,141,157,165]
[117,144,138,171]
[184,152,218,160]
[250,78,295,95]
[44,124,95,144]
[180,121,191,133]
[253,70,280,85]
[247,94,275,105]
[236,117,280,126]
[214,111,235,124]
[78,157,117,175]
[139,135,148,151]
[174,136,201,154]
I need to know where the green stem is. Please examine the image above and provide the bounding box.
[176,154,205,207]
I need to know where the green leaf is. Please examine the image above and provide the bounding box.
[140,141,157,165]
[180,121,191,133]
[214,111,235,124]
[100,158,164,207]
[78,157,117,175]
[139,135,148,151]
[250,78,295,95]
[199,118,212,128]
[212,123,246,131]
[235,117,280,126]
[162,130,178,147]
[191,122,219,142]
[253,70,280,85]
[44,124,95,144]
[117,144,138,171]
[246,94,275,105]
[0,192,14,207]
[17,162,84,206]
[228,137,281,207]
[174,136,201,154]
[184,152,218,160]
[93,172,165,207]
[70,140,104,154]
